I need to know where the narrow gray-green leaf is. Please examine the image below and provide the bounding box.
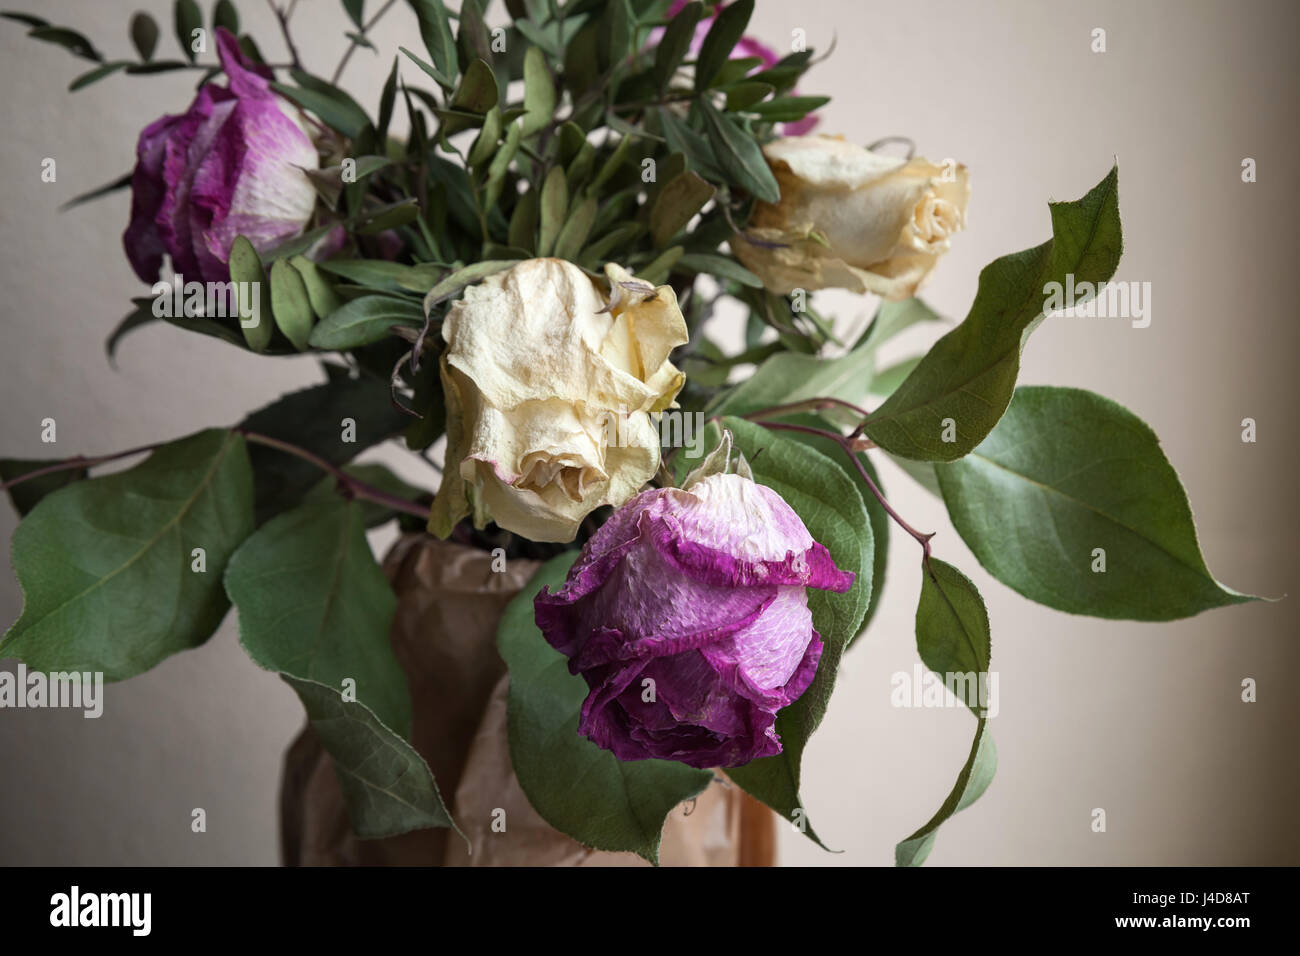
[270,258,315,351]
[521,45,554,136]
[699,99,780,202]
[694,0,752,91]
[307,295,423,349]
[227,236,273,352]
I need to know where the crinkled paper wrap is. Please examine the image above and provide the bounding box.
[279,533,775,866]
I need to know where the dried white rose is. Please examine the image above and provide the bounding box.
[428,258,689,543]
[731,134,970,300]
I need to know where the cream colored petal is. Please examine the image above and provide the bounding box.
[762,134,905,189]
[427,358,472,538]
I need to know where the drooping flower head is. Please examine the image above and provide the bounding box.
[535,462,854,769]
[429,258,689,544]
[123,27,319,285]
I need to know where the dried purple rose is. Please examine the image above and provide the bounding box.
[122,27,319,286]
[535,471,854,769]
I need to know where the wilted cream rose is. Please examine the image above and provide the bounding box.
[731,135,970,300]
[428,258,689,543]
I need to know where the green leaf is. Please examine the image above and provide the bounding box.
[307,295,423,349]
[288,256,343,319]
[537,165,568,257]
[406,0,458,89]
[443,57,498,133]
[713,349,875,418]
[273,73,371,139]
[675,252,760,288]
[225,496,410,738]
[725,80,774,110]
[28,25,102,61]
[745,95,829,122]
[130,12,161,62]
[280,675,455,837]
[917,558,991,714]
[649,169,715,246]
[637,245,682,285]
[498,553,714,865]
[213,0,239,34]
[227,236,274,352]
[69,60,129,91]
[653,0,701,92]
[173,0,201,62]
[854,296,945,351]
[868,355,922,398]
[59,170,132,211]
[0,459,89,518]
[694,0,752,91]
[422,259,519,314]
[376,57,399,143]
[105,297,157,361]
[896,717,996,866]
[709,418,874,846]
[935,385,1260,620]
[553,196,597,260]
[399,44,453,89]
[862,166,1122,461]
[0,12,48,28]
[2,430,254,680]
[698,99,780,202]
[237,375,409,524]
[342,0,366,30]
[269,259,315,351]
[317,258,441,294]
[520,45,555,136]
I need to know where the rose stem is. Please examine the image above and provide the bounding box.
[751,419,934,558]
[741,397,873,424]
[0,431,432,522]
[266,0,304,73]
[234,430,431,520]
[331,0,400,84]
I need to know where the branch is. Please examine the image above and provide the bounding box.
[331,0,400,85]
[751,418,933,557]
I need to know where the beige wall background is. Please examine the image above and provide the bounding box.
[0,0,1296,866]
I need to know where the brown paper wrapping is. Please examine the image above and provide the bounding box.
[280,533,775,867]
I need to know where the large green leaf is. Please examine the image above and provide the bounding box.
[935,386,1259,620]
[710,418,874,846]
[2,430,253,680]
[497,553,714,865]
[863,167,1122,461]
[282,675,455,838]
[225,496,410,739]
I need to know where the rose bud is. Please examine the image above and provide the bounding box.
[428,258,689,544]
[731,134,969,300]
[122,27,320,286]
[534,471,855,769]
